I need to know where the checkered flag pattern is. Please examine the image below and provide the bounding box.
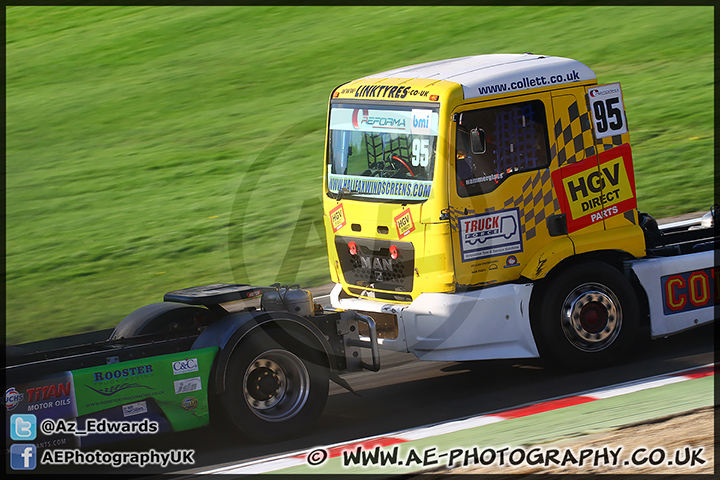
[499,168,560,241]
[551,100,598,167]
[451,97,629,241]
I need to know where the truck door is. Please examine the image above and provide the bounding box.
[449,93,560,287]
[549,91,605,235]
[550,87,640,240]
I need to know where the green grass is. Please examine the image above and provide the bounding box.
[6,6,714,344]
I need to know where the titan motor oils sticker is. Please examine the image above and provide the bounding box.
[394,208,415,239]
[551,143,636,233]
[330,203,346,233]
[458,208,523,262]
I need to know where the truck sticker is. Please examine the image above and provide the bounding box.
[330,204,346,233]
[5,387,23,411]
[551,143,636,233]
[72,347,218,432]
[122,401,148,417]
[172,358,199,375]
[662,268,717,315]
[174,377,202,395]
[458,209,523,262]
[394,208,415,239]
[328,173,432,201]
[330,107,439,135]
[588,83,628,139]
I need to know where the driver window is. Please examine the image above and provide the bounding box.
[456,100,550,197]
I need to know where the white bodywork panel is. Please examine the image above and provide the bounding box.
[331,282,539,361]
[360,54,596,100]
[628,250,716,337]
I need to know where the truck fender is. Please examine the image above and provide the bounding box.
[520,236,575,280]
[109,302,211,340]
[190,310,337,395]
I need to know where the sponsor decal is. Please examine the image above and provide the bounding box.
[181,396,198,411]
[354,85,412,100]
[122,401,148,417]
[551,143,636,233]
[172,358,199,376]
[6,374,78,418]
[328,173,432,201]
[330,107,438,136]
[505,255,520,268]
[351,108,406,131]
[246,289,263,298]
[662,267,718,315]
[330,203,346,233]
[85,383,156,397]
[346,84,431,100]
[394,208,415,239]
[458,209,523,262]
[92,365,153,383]
[588,82,628,139]
[6,387,24,411]
[72,347,218,432]
[411,109,432,135]
[26,382,72,402]
[174,377,202,395]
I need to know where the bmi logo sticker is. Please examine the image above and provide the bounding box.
[458,209,523,262]
[329,204,346,233]
[394,208,415,239]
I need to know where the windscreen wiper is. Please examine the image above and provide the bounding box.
[333,187,360,201]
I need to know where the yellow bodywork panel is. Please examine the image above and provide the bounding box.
[323,68,645,301]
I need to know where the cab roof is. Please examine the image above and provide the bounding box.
[358,53,596,99]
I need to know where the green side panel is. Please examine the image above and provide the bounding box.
[71,346,219,431]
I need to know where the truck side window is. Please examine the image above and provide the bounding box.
[456,100,550,196]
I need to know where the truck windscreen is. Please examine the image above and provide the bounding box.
[328,103,439,202]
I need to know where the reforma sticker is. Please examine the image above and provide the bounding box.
[458,209,523,262]
[552,143,636,233]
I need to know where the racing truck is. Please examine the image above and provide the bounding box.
[5,54,717,451]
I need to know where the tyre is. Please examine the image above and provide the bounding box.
[532,261,639,370]
[220,325,329,442]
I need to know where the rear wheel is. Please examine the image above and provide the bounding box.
[220,326,329,442]
[533,261,639,370]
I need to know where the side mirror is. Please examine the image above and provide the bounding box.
[470,128,486,154]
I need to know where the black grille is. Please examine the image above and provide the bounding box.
[335,236,414,292]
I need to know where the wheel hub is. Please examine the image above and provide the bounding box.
[247,365,283,402]
[242,349,310,422]
[561,283,622,352]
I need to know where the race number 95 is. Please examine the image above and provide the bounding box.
[588,82,628,139]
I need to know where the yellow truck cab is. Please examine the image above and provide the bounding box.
[322,54,716,368]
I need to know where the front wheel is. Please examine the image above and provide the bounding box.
[220,326,329,442]
[532,261,639,370]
